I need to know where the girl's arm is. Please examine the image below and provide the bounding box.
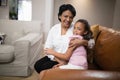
[54,57,67,64]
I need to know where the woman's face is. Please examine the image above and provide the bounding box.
[59,10,74,28]
[73,22,87,35]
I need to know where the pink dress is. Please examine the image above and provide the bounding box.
[59,35,88,69]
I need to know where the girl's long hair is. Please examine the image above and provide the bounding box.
[76,19,93,40]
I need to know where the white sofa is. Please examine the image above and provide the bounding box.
[0,20,43,76]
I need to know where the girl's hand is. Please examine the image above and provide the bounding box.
[44,48,56,55]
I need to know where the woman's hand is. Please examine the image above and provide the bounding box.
[69,38,88,48]
[44,48,56,55]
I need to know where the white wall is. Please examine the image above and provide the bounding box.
[113,0,120,30]
[54,0,115,27]
[32,0,45,21]
[32,0,54,41]
[0,0,46,21]
[0,5,9,19]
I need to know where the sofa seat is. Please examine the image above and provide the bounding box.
[0,45,14,63]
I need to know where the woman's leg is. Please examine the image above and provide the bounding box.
[34,56,58,73]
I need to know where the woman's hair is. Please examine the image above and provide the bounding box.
[58,4,76,21]
[76,19,93,40]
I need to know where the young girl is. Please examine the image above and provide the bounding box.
[45,19,92,69]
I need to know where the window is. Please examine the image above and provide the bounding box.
[18,0,32,21]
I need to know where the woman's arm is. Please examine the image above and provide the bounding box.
[44,46,76,61]
[69,38,88,48]
[44,38,88,61]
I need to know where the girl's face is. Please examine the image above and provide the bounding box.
[59,10,74,28]
[73,22,87,35]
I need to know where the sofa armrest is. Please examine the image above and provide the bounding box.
[13,40,30,66]
[39,69,120,80]
[13,33,42,66]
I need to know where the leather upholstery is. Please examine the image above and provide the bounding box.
[40,69,120,80]
[95,26,120,71]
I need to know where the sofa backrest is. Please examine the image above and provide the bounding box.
[0,20,42,44]
[94,26,120,71]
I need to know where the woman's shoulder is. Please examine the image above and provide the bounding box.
[51,23,61,29]
[49,23,61,33]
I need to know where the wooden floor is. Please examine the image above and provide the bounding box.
[0,70,39,80]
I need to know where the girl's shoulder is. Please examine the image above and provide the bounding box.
[49,23,61,33]
[69,35,83,39]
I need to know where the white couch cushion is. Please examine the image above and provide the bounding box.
[15,33,41,46]
[0,45,14,63]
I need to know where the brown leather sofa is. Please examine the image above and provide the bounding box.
[39,26,120,80]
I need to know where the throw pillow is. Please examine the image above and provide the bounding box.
[90,24,100,41]
[0,33,6,44]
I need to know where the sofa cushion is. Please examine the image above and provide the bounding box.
[15,33,41,46]
[95,26,120,71]
[11,31,24,41]
[0,45,14,63]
